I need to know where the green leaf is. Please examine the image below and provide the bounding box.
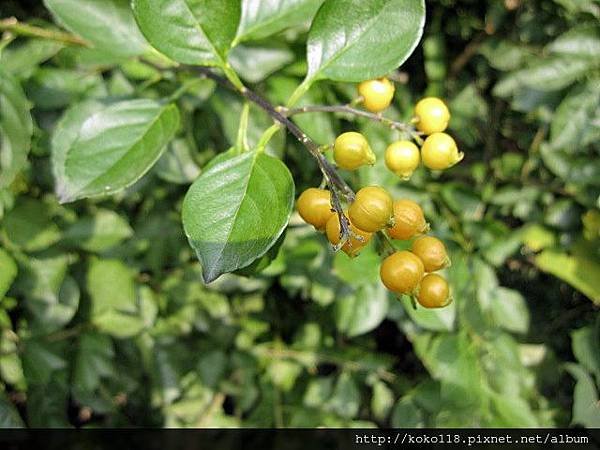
[155,138,201,185]
[333,244,380,286]
[510,56,595,91]
[490,287,530,334]
[540,143,600,187]
[414,332,482,408]
[490,393,539,427]
[87,258,152,338]
[52,99,180,203]
[565,363,600,427]
[2,198,61,252]
[28,276,80,334]
[400,295,456,332]
[62,209,133,252]
[235,0,323,43]
[441,183,483,221]
[391,397,424,427]
[522,224,557,251]
[0,394,24,428]
[571,321,600,380]
[229,45,295,83]
[304,0,425,83]
[44,0,149,58]
[0,68,33,189]
[74,332,115,392]
[26,67,106,110]
[326,372,360,419]
[550,81,600,152]
[0,39,63,78]
[132,0,240,66]
[371,380,394,422]
[334,283,388,337]
[535,244,600,304]
[22,340,67,385]
[0,248,17,299]
[182,151,294,283]
[548,25,600,59]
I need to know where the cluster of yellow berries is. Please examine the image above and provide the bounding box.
[336,78,463,179]
[295,77,459,309]
[296,186,452,308]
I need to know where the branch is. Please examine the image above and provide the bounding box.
[0,17,89,46]
[186,65,356,245]
[284,104,424,143]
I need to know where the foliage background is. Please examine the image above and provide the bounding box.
[0,0,599,428]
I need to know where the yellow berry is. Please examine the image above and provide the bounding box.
[296,188,334,231]
[421,132,463,170]
[411,236,449,272]
[385,140,420,179]
[417,273,451,308]
[348,186,393,233]
[414,97,450,134]
[358,78,395,113]
[380,251,424,294]
[387,199,428,240]
[333,132,376,170]
[326,213,372,257]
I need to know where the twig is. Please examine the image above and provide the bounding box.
[0,17,89,47]
[449,31,486,78]
[284,104,423,142]
[186,65,356,244]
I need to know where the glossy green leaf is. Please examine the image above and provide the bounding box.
[334,283,388,337]
[0,249,17,299]
[44,0,149,57]
[0,68,33,188]
[305,0,425,83]
[183,151,294,282]
[235,0,323,43]
[52,99,179,203]
[132,0,240,66]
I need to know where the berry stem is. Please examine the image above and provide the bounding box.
[283,104,424,141]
